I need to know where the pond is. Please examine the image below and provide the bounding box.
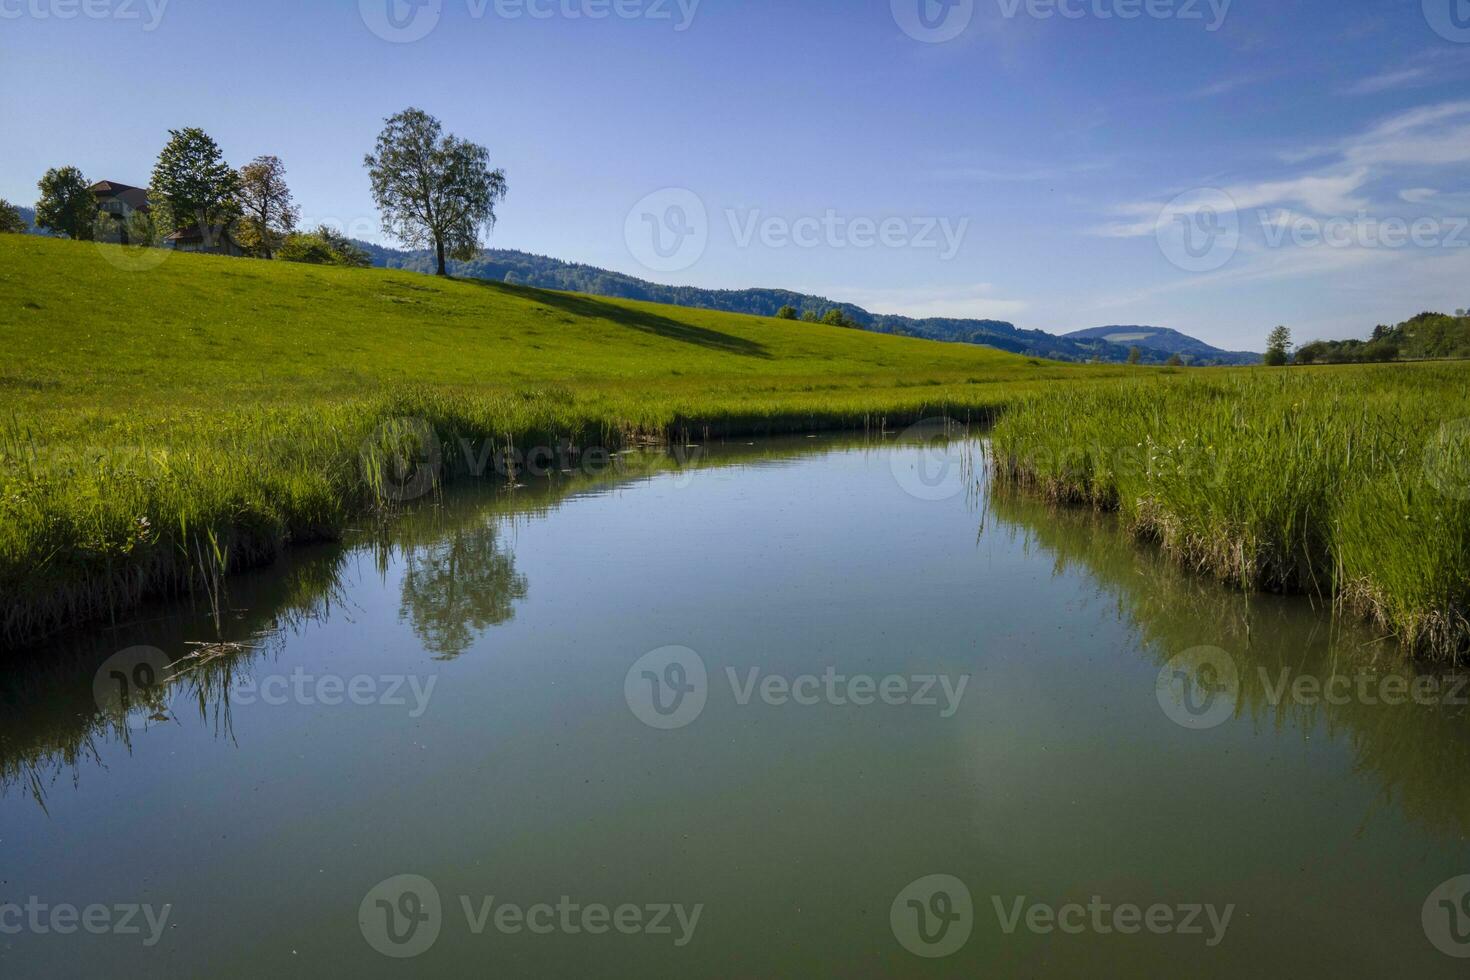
[4,433,1470,977]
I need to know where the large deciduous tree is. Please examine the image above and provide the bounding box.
[151,127,241,234]
[236,155,300,258]
[364,108,507,276]
[35,167,97,240]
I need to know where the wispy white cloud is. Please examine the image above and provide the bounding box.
[1400,187,1438,203]
[1340,66,1431,95]
[1091,169,1372,238]
[830,283,1029,320]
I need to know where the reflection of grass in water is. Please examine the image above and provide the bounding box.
[0,546,349,808]
[986,485,1470,839]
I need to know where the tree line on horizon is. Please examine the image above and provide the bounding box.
[0,108,506,277]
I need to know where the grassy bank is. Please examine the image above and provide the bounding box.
[988,366,1470,659]
[0,234,1118,648]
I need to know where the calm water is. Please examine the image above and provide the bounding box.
[4,435,1470,977]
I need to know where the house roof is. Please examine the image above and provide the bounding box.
[90,181,151,212]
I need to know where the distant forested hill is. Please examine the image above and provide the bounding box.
[354,241,1256,365]
[1065,326,1261,365]
[1297,312,1470,364]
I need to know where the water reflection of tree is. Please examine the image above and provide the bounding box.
[398,521,528,660]
[985,484,1470,839]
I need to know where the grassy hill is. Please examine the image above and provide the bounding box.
[1,234,1102,416]
[0,234,1121,647]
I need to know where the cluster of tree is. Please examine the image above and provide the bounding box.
[775,304,859,328]
[17,108,507,276]
[25,130,300,258]
[1293,312,1470,365]
[277,226,371,267]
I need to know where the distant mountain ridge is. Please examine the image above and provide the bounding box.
[353,242,1260,365]
[1064,326,1261,364]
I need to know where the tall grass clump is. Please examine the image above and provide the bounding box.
[989,364,1470,659]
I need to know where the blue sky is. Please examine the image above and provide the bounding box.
[3,0,1470,348]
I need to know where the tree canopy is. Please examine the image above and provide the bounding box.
[364,108,507,276]
[35,167,97,240]
[0,199,26,235]
[151,127,241,233]
[236,155,299,259]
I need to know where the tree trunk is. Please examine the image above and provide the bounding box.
[436,238,447,276]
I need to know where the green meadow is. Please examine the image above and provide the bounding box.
[2,234,1468,658]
